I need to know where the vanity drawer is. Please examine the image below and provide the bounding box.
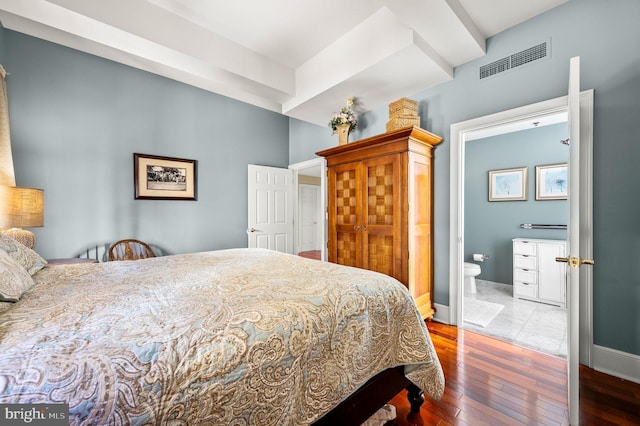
[514,268,537,283]
[514,254,537,269]
[512,238,566,305]
[514,281,538,299]
[513,240,536,256]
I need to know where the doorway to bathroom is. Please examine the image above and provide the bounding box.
[461,116,569,357]
[449,91,594,365]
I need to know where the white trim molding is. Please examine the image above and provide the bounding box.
[432,303,450,324]
[593,345,640,385]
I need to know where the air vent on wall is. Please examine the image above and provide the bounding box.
[479,40,550,80]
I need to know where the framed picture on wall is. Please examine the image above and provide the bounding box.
[536,163,568,200]
[134,153,198,200]
[488,167,528,201]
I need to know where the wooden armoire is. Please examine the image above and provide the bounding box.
[316,126,442,319]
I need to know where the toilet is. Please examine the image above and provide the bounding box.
[463,262,481,294]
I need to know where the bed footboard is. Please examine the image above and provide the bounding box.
[312,366,423,425]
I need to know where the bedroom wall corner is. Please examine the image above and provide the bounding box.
[288,117,335,164]
[4,30,290,259]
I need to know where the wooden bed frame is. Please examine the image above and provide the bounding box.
[312,366,424,425]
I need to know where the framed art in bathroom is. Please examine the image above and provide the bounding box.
[488,166,528,201]
[536,163,568,200]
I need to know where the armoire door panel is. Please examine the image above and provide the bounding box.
[366,162,395,226]
[336,230,359,267]
[365,234,395,278]
[333,166,360,226]
[362,154,402,278]
[327,162,361,264]
[363,156,400,224]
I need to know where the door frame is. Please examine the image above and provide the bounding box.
[289,157,327,261]
[449,90,594,365]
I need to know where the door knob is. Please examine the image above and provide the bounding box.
[555,256,595,268]
[248,228,259,233]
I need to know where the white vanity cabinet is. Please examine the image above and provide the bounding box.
[512,238,567,307]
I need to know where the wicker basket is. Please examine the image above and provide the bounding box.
[386,114,421,132]
[388,97,418,117]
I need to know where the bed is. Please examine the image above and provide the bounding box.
[0,239,444,425]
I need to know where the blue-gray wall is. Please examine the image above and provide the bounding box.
[289,118,333,165]
[295,0,640,356]
[3,30,290,258]
[465,123,568,284]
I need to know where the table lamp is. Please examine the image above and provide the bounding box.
[0,185,44,249]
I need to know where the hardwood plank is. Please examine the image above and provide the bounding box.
[387,322,640,425]
[298,250,321,260]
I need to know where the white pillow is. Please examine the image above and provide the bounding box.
[0,232,47,275]
[0,249,36,302]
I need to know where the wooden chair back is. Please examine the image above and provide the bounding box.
[108,239,156,261]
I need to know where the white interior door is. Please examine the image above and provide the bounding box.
[299,184,320,252]
[288,158,327,261]
[562,56,594,426]
[247,164,293,253]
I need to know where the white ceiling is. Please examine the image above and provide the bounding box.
[0,0,568,126]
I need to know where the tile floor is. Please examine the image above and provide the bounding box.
[463,279,567,358]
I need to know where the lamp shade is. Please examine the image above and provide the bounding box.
[0,186,44,228]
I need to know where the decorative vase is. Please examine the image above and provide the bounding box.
[336,123,350,145]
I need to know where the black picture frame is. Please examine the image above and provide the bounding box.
[134,153,197,200]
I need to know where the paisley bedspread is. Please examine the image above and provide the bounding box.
[0,248,444,425]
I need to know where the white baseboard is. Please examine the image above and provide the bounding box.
[593,344,640,384]
[432,303,450,324]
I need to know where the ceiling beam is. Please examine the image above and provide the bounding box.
[44,0,295,95]
[283,7,453,124]
[382,0,485,66]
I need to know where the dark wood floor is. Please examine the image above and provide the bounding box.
[298,250,321,260]
[388,321,640,425]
